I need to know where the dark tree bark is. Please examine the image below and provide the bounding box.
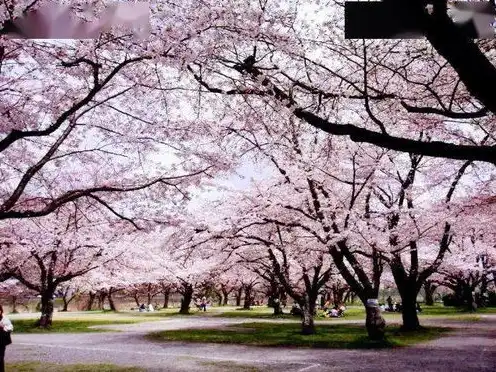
[10,296,18,314]
[107,287,118,311]
[97,290,107,310]
[162,289,170,309]
[424,281,437,306]
[301,299,316,335]
[86,291,96,311]
[235,287,243,307]
[179,283,193,314]
[36,288,55,328]
[243,285,252,310]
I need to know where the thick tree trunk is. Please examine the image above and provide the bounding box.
[235,287,242,307]
[86,291,96,311]
[97,291,107,310]
[108,288,117,311]
[273,300,283,315]
[11,296,18,314]
[464,286,477,312]
[424,281,436,306]
[300,303,316,335]
[401,294,420,331]
[36,291,55,328]
[162,290,170,309]
[179,284,193,314]
[222,291,229,306]
[365,299,386,340]
[243,286,252,310]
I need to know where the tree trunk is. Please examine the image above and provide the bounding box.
[162,290,170,309]
[179,284,193,314]
[108,288,117,311]
[401,293,420,331]
[424,281,436,306]
[62,297,69,312]
[365,299,386,340]
[222,292,229,306]
[243,286,252,310]
[97,291,107,310]
[235,287,242,307]
[11,296,18,314]
[36,291,55,328]
[273,301,283,315]
[86,291,96,311]
[132,292,140,307]
[300,302,316,335]
[464,286,477,312]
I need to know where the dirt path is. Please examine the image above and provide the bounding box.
[6,315,496,371]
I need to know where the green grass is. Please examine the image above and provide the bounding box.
[11,318,138,333]
[146,322,448,349]
[6,361,143,372]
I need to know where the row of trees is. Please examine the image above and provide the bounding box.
[0,0,495,340]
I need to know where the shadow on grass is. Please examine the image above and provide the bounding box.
[146,322,449,349]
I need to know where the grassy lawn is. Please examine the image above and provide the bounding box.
[146,322,449,349]
[6,362,143,372]
[11,318,140,333]
[9,304,494,333]
[210,305,496,320]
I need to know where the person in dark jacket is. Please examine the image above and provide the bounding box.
[0,304,14,372]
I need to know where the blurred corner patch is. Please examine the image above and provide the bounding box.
[344,1,496,39]
[1,1,150,40]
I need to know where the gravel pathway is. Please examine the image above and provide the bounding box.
[5,315,496,371]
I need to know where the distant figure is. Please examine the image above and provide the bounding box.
[416,302,422,313]
[201,297,207,312]
[323,300,332,311]
[139,303,146,312]
[290,303,303,317]
[148,303,154,312]
[0,304,14,372]
[386,296,393,312]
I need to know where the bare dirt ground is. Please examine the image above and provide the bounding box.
[6,315,496,371]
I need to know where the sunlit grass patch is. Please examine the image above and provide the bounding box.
[11,318,139,333]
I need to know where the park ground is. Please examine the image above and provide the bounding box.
[5,305,496,371]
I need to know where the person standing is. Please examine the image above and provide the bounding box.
[0,304,14,372]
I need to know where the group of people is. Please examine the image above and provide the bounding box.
[196,297,208,312]
[380,297,422,313]
[323,301,347,318]
[138,303,154,312]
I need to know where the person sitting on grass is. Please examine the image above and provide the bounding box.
[329,305,340,318]
[139,303,146,312]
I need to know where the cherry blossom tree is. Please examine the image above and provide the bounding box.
[0,206,133,327]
